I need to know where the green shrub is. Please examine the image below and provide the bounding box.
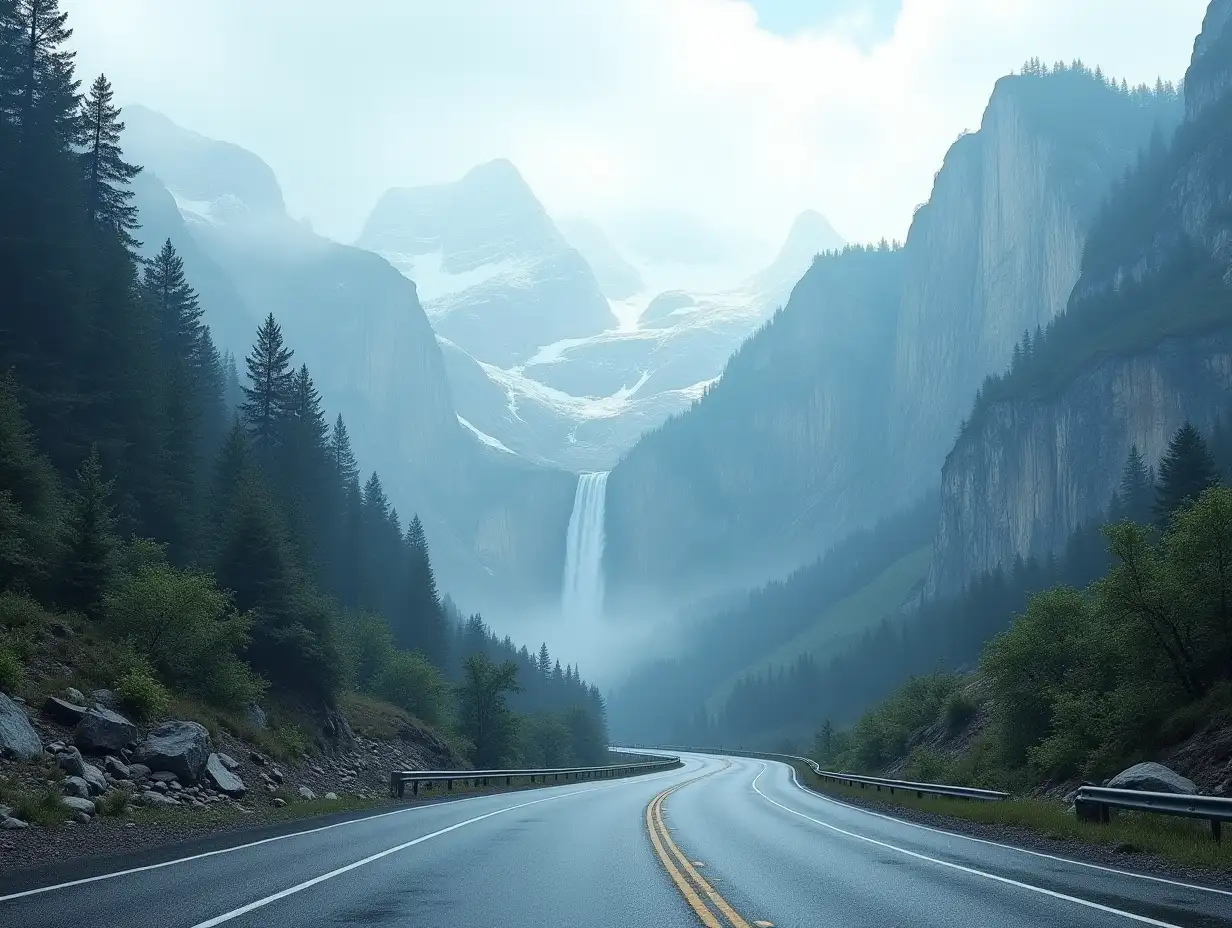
[373,651,450,727]
[116,664,170,720]
[105,563,264,709]
[0,591,52,630]
[943,691,978,733]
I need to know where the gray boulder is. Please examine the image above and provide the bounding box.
[89,689,119,709]
[65,686,85,703]
[62,776,92,799]
[216,753,240,771]
[104,755,131,779]
[0,693,42,761]
[149,770,179,784]
[1107,762,1197,795]
[61,795,96,816]
[138,721,212,783]
[1,816,28,830]
[43,696,87,726]
[204,754,246,797]
[297,785,317,800]
[324,792,338,801]
[81,762,108,796]
[245,703,268,730]
[138,790,178,807]
[57,746,86,776]
[74,707,138,754]
[127,763,152,780]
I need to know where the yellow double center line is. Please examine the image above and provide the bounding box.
[645,766,765,928]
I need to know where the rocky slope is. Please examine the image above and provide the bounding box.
[605,67,1181,602]
[122,108,575,611]
[928,0,1232,597]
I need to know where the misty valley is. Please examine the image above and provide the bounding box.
[4,0,1232,925]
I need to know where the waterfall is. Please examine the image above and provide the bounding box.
[562,471,609,621]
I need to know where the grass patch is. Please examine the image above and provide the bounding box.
[790,761,1232,873]
[10,786,74,827]
[97,787,133,817]
[340,691,423,741]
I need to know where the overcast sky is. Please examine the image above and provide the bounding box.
[63,0,1208,274]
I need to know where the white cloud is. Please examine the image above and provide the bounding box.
[62,0,1208,273]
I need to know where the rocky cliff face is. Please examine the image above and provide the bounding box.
[930,334,1232,595]
[928,1,1232,598]
[606,68,1177,602]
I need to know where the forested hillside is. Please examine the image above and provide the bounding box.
[0,0,606,772]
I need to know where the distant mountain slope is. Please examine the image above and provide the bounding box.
[606,66,1183,603]
[357,160,616,365]
[559,218,645,301]
[123,110,576,613]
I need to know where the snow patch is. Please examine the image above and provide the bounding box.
[378,250,534,304]
[457,415,517,455]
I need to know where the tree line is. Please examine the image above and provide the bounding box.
[0,0,608,767]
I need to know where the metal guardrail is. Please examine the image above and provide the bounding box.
[628,744,1008,802]
[1075,786,1232,842]
[388,755,682,798]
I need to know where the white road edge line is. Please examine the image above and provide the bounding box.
[187,786,598,927]
[751,764,1182,928]
[770,758,1232,899]
[0,763,694,905]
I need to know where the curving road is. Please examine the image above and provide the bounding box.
[2,752,1231,927]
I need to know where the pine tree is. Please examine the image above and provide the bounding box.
[80,73,139,242]
[241,313,294,458]
[1155,422,1219,525]
[538,642,551,677]
[400,514,449,666]
[1112,444,1155,524]
[143,240,203,364]
[59,444,115,617]
[328,415,359,488]
[3,0,81,147]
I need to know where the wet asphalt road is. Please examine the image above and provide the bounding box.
[3,752,1231,927]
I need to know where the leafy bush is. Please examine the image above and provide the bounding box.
[336,612,396,691]
[0,590,53,630]
[104,563,265,708]
[116,663,171,720]
[943,691,978,733]
[373,651,450,727]
[834,673,962,773]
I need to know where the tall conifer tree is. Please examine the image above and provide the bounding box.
[80,73,139,241]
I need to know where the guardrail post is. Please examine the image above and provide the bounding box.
[506,775,512,786]
[1213,819,1222,843]
[413,780,419,796]
[448,778,454,791]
